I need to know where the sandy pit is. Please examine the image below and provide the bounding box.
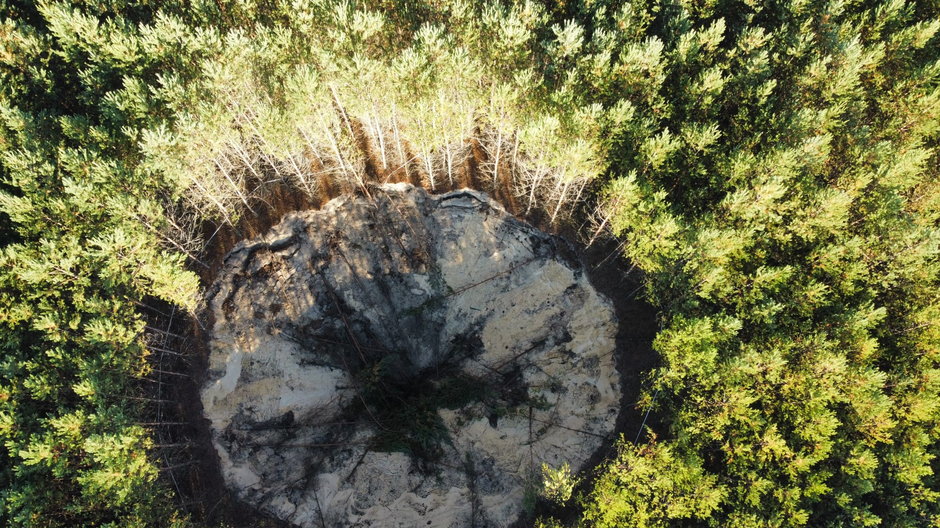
[201,184,620,527]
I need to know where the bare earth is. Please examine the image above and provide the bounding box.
[201,184,620,527]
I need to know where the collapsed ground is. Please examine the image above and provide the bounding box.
[200,185,621,526]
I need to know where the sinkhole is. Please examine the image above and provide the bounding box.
[200,184,621,527]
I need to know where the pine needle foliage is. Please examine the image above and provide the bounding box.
[558,0,940,526]
[0,0,938,526]
[0,1,210,525]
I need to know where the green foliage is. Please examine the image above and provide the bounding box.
[582,437,725,528]
[0,1,208,525]
[2,0,939,526]
[140,0,620,225]
[560,0,940,526]
[541,461,579,504]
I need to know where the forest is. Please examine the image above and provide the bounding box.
[0,0,938,527]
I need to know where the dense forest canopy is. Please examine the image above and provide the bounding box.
[0,0,937,527]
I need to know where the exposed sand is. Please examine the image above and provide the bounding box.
[201,184,620,527]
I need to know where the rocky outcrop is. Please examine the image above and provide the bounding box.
[201,184,620,527]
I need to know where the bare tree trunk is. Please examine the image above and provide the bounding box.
[492,128,503,186]
[425,153,436,190]
[187,173,237,227]
[286,152,316,198]
[445,143,454,187]
[550,176,574,224]
[214,156,255,214]
[392,106,411,183]
[526,166,545,214]
[372,109,388,171]
[317,115,353,184]
[138,216,209,269]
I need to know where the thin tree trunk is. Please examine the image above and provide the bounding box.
[372,109,388,171]
[214,156,255,214]
[392,106,410,183]
[188,173,236,227]
[550,177,574,223]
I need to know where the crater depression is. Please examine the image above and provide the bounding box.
[200,184,620,527]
